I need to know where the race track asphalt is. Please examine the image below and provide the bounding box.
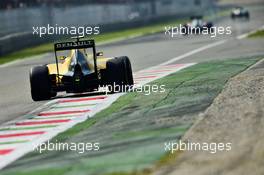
[0,5,263,124]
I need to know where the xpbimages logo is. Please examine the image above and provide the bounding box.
[164,140,232,154]
[165,24,232,38]
[98,83,166,96]
[32,24,100,37]
[34,140,100,154]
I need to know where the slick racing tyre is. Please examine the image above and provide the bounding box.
[105,56,134,92]
[30,65,53,101]
[245,12,250,19]
[181,25,189,35]
[123,56,134,86]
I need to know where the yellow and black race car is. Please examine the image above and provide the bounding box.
[30,37,134,101]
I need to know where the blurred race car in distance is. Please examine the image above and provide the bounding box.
[231,7,250,19]
[181,16,214,35]
[30,37,134,101]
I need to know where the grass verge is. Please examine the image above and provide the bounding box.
[248,29,264,38]
[2,57,260,175]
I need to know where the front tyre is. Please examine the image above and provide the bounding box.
[30,65,53,101]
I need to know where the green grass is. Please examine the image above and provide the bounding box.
[248,29,264,38]
[0,44,53,65]
[112,125,190,140]
[0,19,185,65]
[2,57,261,175]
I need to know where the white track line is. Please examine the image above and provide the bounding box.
[158,24,264,66]
[160,40,227,66]
[237,25,264,39]
[0,53,51,68]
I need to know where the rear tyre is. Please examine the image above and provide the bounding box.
[245,12,250,20]
[231,14,235,19]
[105,56,134,92]
[122,56,134,86]
[181,25,189,35]
[30,65,53,101]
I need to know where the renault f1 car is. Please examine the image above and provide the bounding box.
[181,16,214,35]
[231,7,250,19]
[30,37,134,101]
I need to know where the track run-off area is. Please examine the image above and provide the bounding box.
[0,22,261,167]
[0,4,263,170]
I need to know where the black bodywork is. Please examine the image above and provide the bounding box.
[182,16,214,35]
[231,7,250,19]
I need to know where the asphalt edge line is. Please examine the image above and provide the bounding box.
[236,25,264,39]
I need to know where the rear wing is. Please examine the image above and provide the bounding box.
[53,38,98,81]
[54,39,95,51]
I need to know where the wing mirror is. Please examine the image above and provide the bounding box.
[96,52,103,56]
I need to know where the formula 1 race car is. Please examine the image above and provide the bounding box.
[231,7,250,19]
[30,37,134,101]
[181,16,214,35]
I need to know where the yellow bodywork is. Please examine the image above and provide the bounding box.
[47,49,111,75]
